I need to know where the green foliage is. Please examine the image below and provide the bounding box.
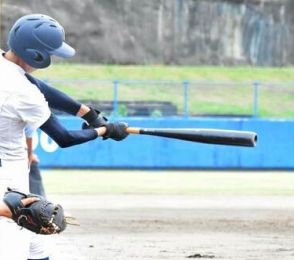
[117,104,128,117]
[150,109,163,117]
[35,64,294,81]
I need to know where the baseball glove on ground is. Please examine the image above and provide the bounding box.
[3,188,66,235]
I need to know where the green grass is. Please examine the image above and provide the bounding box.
[34,64,294,118]
[36,64,294,81]
[42,170,294,196]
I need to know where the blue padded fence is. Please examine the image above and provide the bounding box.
[34,117,294,169]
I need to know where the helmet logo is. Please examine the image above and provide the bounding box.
[34,52,44,62]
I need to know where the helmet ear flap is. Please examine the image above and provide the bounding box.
[25,49,51,68]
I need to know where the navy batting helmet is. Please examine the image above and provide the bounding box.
[8,14,75,68]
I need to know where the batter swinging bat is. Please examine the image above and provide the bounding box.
[126,127,257,147]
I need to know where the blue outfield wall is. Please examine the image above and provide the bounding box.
[34,117,294,169]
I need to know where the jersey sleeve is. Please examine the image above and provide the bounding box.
[14,88,51,131]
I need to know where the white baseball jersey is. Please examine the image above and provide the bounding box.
[0,51,51,160]
[0,51,51,260]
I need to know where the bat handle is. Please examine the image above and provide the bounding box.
[126,127,140,134]
[96,126,140,137]
[96,126,107,136]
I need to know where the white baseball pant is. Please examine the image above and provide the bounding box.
[0,159,50,260]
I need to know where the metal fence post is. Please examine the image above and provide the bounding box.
[253,81,259,117]
[113,80,119,117]
[183,80,189,117]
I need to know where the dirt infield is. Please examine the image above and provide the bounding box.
[48,194,294,260]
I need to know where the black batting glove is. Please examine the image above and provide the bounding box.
[82,107,108,129]
[103,122,129,141]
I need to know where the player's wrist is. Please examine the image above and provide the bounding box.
[81,106,97,122]
[82,107,108,128]
[76,104,90,117]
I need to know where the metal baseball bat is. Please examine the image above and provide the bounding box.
[126,127,257,147]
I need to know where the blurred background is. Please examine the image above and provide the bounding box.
[2,0,294,65]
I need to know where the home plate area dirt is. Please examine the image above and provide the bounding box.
[46,194,294,260]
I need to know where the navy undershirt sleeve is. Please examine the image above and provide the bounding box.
[25,73,81,115]
[40,114,98,148]
[25,74,98,147]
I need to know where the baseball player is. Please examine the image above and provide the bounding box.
[0,13,128,260]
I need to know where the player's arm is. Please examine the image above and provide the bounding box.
[40,114,99,148]
[25,127,39,164]
[25,127,34,163]
[24,75,128,144]
[17,84,111,147]
[39,113,128,147]
[25,137,36,165]
[25,74,107,127]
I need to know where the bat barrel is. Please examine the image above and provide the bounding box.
[138,128,257,147]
